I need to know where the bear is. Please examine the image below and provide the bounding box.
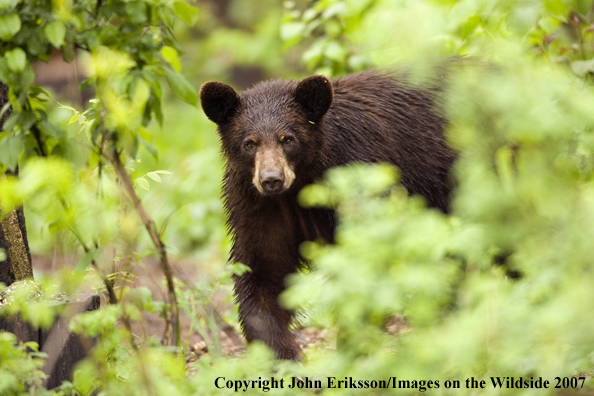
[199,70,455,360]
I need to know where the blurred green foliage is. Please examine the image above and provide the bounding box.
[280,0,594,394]
[282,0,375,75]
[2,0,594,394]
[0,332,51,396]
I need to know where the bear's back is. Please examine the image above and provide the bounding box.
[321,71,454,211]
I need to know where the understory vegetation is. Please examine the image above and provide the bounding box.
[2,0,594,395]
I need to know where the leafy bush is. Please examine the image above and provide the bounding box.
[3,0,594,395]
[0,332,51,396]
[280,0,594,394]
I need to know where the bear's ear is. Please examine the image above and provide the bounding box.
[200,82,240,125]
[295,75,334,123]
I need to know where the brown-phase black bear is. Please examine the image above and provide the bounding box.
[200,71,455,360]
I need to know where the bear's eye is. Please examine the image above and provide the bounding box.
[281,136,295,146]
[244,140,257,151]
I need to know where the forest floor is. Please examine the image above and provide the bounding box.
[31,254,328,361]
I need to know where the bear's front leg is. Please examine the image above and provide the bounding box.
[233,270,301,360]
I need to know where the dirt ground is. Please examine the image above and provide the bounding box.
[31,254,328,361]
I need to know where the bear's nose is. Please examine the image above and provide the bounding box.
[260,170,284,194]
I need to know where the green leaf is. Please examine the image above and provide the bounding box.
[125,1,147,24]
[571,59,594,77]
[324,41,347,63]
[298,183,333,207]
[127,286,153,309]
[140,138,158,159]
[82,119,96,140]
[135,177,150,191]
[173,1,198,25]
[146,172,161,182]
[74,250,99,272]
[0,13,21,41]
[29,85,51,101]
[459,15,481,39]
[281,21,306,41]
[44,20,66,48]
[151,93,163,125]
[2,113,19,132]
[37,120,65,140]
[158,6,175,28]
[0,248,6,262]
[62,44,75,62]
[163,67,198,106]
[228,262,251,276]
[138,126,152,142]
[0,133,23,170]
[303,40,325,69]
[5,47,26,72]
[302,8,318,22]
[59,103,77,112]
[15,66,35,94]
[0,61,9,85]
[21,303,55,330]
[18,111,36,132]
[160,46,182,72]
[321,2,347,19]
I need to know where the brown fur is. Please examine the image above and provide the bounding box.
[200,71,456,360]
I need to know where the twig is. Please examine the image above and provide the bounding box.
[120,302,157,396]
[107,146,180,346]
[67,223,118,305]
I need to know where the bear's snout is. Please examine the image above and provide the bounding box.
[252,147,296,195]
[260,169,285,194]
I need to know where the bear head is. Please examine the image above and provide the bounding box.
[200,75,334,196]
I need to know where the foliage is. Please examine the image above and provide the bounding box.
[0,0,201,350]
[282,0,375,76]
[281,0,594,394]
[0,0,200,246]
[0,332,52,396]
[0,279,67,330]
[0,0,198,172]
[2,0,594,395]
[1,0,200,392]
[180,0,299,83]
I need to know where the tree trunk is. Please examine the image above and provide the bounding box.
[0,82,33,286]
